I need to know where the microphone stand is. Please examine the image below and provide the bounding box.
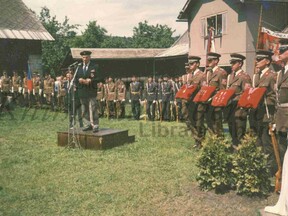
[67,64,81,149]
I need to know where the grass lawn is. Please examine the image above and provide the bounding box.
[0,107,279,216]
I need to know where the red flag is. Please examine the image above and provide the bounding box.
[27,62,33,91]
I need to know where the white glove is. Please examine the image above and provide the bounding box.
[43,94,46,98]
[170,101,173,104]
[18,87,22,93]
[114,100,117,102]
[52,92,54,96]
[139,99,142,103]
[272,124,276,131]
[11,87,14,93]
[33,89,35,95]
[129,99,131,103]
[39,89,42,95]
[101,98,104,102]
[159,100,162,103]
[153,100,156,104]
[121,99,125,102]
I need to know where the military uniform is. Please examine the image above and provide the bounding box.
[160,76,173,121]
[116,79,126,118]
[205,52,228,137]
[275,46,288,166]
[0,72,11,112]
[66,71,83,128]
[105,79,117,117]
[187,56,206,146]
[144,79,158,120]
[96,82,105,117]
[11,72,22,105]
[43,75,55,110]
[252,50,277,175]
[33,74,42,107]
[129,79,142,120]
[226,54,252,146]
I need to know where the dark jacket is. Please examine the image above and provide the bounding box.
[75,62,98,98]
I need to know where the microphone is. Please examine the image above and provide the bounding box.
[69,61,79,67]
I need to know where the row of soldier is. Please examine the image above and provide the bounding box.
[178,48,288,178]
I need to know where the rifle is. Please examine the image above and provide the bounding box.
[269,123,282,193]
[116,100,120,119]
[265,97,282,193]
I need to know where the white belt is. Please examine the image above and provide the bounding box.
[278,103,288,108]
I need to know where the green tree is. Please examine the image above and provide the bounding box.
[71,21,107,48]
[132,20,176,48]
[101,36,133,48]
[39,7,78,76]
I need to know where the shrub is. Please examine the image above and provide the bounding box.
[196,135,235,193]
[232,134,271,197]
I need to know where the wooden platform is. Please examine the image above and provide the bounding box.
[57,128,135,150]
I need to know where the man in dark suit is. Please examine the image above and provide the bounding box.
[75,50,99,133]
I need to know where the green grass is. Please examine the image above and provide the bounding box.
[0,107,278,216]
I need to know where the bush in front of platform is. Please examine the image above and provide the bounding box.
[232,134,271,197]
[196,135,235,194]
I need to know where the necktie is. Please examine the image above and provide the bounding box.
[83,64,86,75]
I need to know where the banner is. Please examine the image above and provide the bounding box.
[258,27,288,63]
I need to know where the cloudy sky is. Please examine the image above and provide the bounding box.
[22,0,188,37]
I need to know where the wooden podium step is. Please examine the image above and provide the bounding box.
[57,128,135,150]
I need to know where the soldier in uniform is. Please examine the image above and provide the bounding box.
[275,44,288,164]
[129,75,142,120]
[33,73,42,108]
[11,71,22,105]
[105,76,117,118]
[205,52,228,137]
[22,72,31,107]
[66,69,83,128]
[116,78,126,118]
[0,71,11,113]
[76,50,99,132]
[226,53,252,146]
[252,50,276,175]
[96,82,105,117]
[186,56,206,147]
[156,76,163,120]
[43,73,55,111]
[144,76,158,121]
[160,74,173,121]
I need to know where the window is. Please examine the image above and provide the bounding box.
[201,13,227,37]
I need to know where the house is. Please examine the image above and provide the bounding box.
[63,31,189,80]
[177,0,288,74]
[0,0,54,76]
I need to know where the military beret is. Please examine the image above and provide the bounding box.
[279,45,288,55]
[188,56,201,64]
[256,50,273,60]
[163,74,169,78]
[80,50,92,56]
[207,52,221,60]
[230,53,246,63]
